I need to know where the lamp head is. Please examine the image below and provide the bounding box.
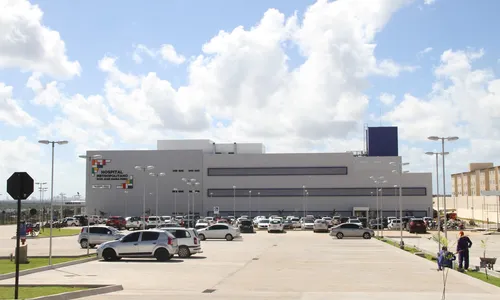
[146,165,154,170]
[149,172,155,176]
[425,152,435,155]
[447,136,459,141]
[428,136,440,141]
[92,154,102,159]
[134,166,142,170]
[38,140,50,144]
[57,141,69,145]
[441,151,450,155]
[159,172,166,176]
[233,185,236,189]
[182,178,187,182]
[78,155,87,159]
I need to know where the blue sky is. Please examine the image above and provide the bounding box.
[1,0,500,197]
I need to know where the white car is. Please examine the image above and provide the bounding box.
[125,216,142,230]
[197,224,241,241]
[253,216,266,225]
[388,219,403,230]
[204,217,214,224]
[65,217,79,226]
[322,217,333,227]
[348,218,363,227]
[313,219,329,232]
[161,227,203,258]
[257,219,270,230]
[195,219,209,229]
[78,226,124,248]
[268,219,284,233]
[97,230,179,261]
[301,218,315,230]
[162,216,172,223]
[291,217,301,228]
[147,216,163,228]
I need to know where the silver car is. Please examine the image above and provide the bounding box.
[313,219,329,233]
[97,229,178,261]
[161,227,203,258]
[78,226,124,248]
[330,223,374,239]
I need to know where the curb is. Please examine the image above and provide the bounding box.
[10,234,79,240]
[0,254,95,259]
[0,284,123,300]
[0,256,97,281]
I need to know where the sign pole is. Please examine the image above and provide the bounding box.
[14,197,21,299]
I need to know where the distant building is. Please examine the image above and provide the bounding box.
[451,163,500,196]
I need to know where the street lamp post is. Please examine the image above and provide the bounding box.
[135,165,155,229]
[173,188,178,216]
[38,139,69,265]
[248,191,252,218]
[257,192,261,215]
[124,190,129,217]
[232,186,236,218]
[302,185,306,218]
[370,176,386,237]
[426,151,449,251]
[182,178,198,227]
[35,182,47,224]
[428,136,459,241]
[149,172,166,218]
[390,161,409,249]
[305,190,309,216]
[78,154,102,255]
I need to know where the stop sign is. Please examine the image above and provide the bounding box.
[7,172,34,200]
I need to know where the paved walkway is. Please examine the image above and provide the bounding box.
[1,231,499,299]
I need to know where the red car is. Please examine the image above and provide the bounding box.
[106,216,126,230]
[408,218,427,234]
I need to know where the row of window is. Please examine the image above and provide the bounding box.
[207,167,348,176]
[171,190,201,193]
[172,169,201,173]
[206,187,427,197]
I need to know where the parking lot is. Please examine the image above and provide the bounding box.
[1,226,499,299]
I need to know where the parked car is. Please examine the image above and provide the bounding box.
[158,222,181,229]
[257,219,270,230]
[330,223,374,239]
[291,217,301,229]
[321,217,333,227]
[238,220,255,233]
[388,219,403,230]
[313,219,329,232]
[78,226,124,248]
[195,219,210,229]
[97,229,178,261]
[283,219,294,230]
[146,216,163,228]
[125,216,142,230]
[106,216,126,230]
[161,227,202,258]
[301,218,315,230]
[347,218,363,227]
[268,219,284,233]
[369,219,383,229]
[197,224,241,241]
[64,217,79,227]
[408,218,427,233]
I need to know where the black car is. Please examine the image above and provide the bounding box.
[239,220,254,233]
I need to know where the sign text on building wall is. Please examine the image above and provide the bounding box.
[95,170,130,181]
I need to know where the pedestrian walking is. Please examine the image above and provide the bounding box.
[456,231,472,271]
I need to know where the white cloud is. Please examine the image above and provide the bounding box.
[0,0,81,79]
[424,0,436,5]
[418,47,433,56]
[0,82,36,127]
[132,44,185,65]
[379,93,396,105]
[26,72,64,107]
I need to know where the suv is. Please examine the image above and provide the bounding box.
[268,219,284,233]
[239,220,255,233]
[408,218,427,233]
[78,226,124,248]
[106,216,126,230]
[97,230,178,261]
[126,216,142,230]
[161,227,203,258]
[147,216,163,228]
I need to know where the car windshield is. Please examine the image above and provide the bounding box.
[270,220,281,224]
[241,221,252,225]
[305,219,315,223]
[292,218,300,221]
[259,220,269,223]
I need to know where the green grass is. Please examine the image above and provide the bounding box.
[0,257,92,275]
[38,228,81,237]
[466,270,500,287]
[0,286,88,299]
[377,237,500,288]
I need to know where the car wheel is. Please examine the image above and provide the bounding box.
[363,232,371,239]
[336,232,344,239]
[178,246,191,258]
[199,234,206,241]
[225,234,234,241]
[102,248,117,261]
[80,239,88,248]
[154,248,171,262]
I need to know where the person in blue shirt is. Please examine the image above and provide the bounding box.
[456,231,472,271]
[437,246,455,271]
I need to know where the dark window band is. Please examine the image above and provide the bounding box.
[207,167,348,176]
[207,187,427,197]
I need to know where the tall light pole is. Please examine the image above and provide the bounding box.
[257,192,261,215]
[182,178,197,227]
[305,190,309,216]
[370,176,386,237]
[149,172,166,217]
[124,190,129,217]
[35,182,47,224]
[232,186,236,218]
[173,188,178,216]
[38,139,68,265]
[192,182,200,218]
[426,151,449,250]
[248,190,252,217]
[78,154,102,255]
[428,136,458,241]
[302,185,306,218]
[135,165,155,229]
[390,161,409,249]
